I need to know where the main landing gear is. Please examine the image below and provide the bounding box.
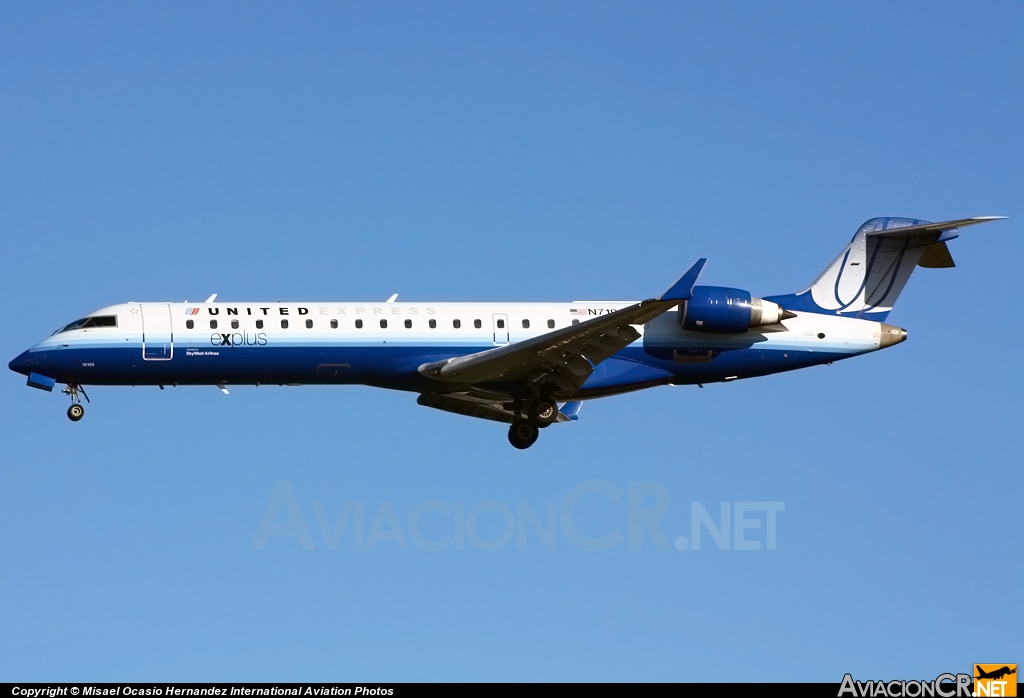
[508,421,539,449]
[62,384,89,422]
[527,398,558,426]
[507,397,560,450]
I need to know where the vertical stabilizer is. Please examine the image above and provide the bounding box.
[765,216,1003,321]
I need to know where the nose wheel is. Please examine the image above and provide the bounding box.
[62,384,90,422]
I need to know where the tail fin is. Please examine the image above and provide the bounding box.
[765,216,1004,321]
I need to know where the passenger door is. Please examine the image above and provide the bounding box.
[141,303,174,360]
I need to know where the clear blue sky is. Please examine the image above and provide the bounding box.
[1,1,1021,682]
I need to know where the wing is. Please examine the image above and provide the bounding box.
[417,393,582,424]
[417,392,515,423]
[417,259,706,395]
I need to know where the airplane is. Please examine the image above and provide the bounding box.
[975,666,1016,681]
[8,216,1004,449]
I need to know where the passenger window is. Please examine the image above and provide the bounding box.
[186,320,194,330]
[572,319,579,325]
[404,319,412,328]
[429,319,436,329]
[281,319,289,329]
[256,319,264,329]
[380,319,387,329]
[453,319,461,329]
[356,319,363,329]
[474,319,482,329]
[496,319,505,329]
[305,319,313,328]
[330,319,338,329]
[548,319,555,328]
[231,320,239,329]
[522,319,530,329]
[210,319,218,329]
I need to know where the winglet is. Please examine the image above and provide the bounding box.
[659,258,707,301]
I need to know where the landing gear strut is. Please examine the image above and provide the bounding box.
[508,421,539,450]
[62,384,89,422]
[506,390,561,448]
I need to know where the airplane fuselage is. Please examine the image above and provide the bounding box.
[11,215,1001,448]
[10,299,900,398]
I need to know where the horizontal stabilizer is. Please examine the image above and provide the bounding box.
[866,216,1005,239]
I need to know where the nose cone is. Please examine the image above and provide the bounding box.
[9,350,33,376]
[879,324,908,349]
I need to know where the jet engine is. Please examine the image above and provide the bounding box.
[679,286,795,334]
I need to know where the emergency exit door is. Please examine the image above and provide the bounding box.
[492,313,509,345]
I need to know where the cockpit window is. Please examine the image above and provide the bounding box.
[57,315,118,333]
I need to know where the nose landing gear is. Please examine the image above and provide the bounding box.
[62,384,90,422]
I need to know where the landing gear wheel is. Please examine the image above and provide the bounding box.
[508,421,539,450]
[527,398,559,427]
[62,384,90,421]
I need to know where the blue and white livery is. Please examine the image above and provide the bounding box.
[9,216,1003,448]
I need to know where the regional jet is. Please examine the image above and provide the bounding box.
[9,216,1003,448]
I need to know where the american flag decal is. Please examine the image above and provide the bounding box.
[570,308,589,316]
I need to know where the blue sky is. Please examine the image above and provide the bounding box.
[1,1,1021,682]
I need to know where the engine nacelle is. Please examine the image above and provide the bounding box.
[679,286,792,334]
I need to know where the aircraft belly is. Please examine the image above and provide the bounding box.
[18,343,487,390]
[578,356,675,392]
[593,345,855,389]
[671,348,850,383]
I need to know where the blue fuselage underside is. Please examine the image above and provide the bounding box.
[11,344,848,397]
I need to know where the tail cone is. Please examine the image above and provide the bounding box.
[879,324,907,348]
